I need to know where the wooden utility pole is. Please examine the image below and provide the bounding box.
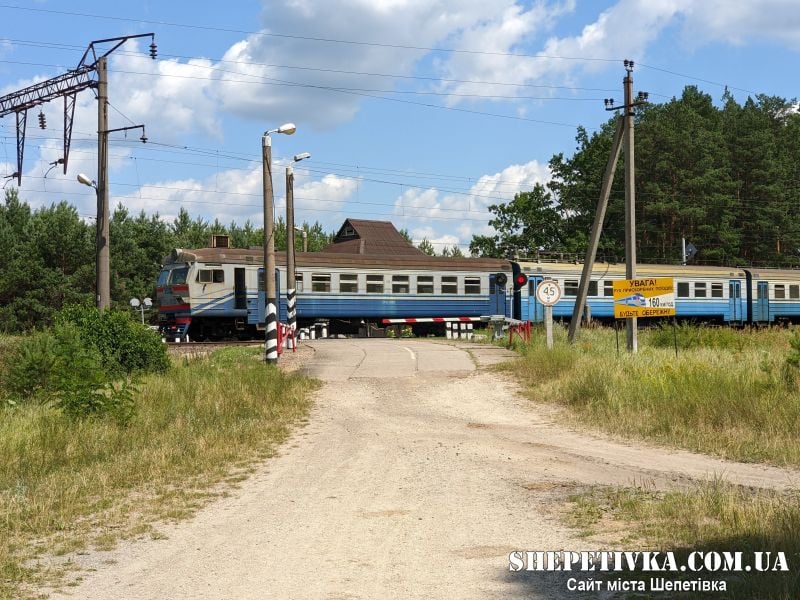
[567,116,624,343]
[623,60,637,352]
[96,56,110,311]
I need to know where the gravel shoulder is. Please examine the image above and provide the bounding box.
[50,339,800,599]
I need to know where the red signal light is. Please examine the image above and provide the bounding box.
[514,273,528,290]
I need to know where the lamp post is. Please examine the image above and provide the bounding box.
[262,122,296,364]
[286,152,310,348]
[129,297,152,325]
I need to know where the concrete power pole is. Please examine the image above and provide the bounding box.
[286,166,297,347]
[96,56,110,311]
[623,60,637,353]
[262,134,278,364]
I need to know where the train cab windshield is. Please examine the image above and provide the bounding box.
[170,267,189,285]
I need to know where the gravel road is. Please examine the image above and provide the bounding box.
[51,339,799,599]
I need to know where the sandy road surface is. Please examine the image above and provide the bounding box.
[52,339,799,599]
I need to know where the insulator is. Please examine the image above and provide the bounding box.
[38,110,46,129]
[149,41,157,59]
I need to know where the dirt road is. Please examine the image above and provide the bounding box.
[52,339,799,599]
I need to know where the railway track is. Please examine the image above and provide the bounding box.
[165,340,263,355]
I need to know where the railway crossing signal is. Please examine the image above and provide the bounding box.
[514,273,528,290]
[495,272,508,286]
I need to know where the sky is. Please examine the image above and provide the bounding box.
[1,0,799,253]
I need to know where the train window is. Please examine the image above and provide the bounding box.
[170,267,188,285]
[774,284,786,299]
[158,269,169,286]
[603,280,613,296]
[198,269,225,283]
[295,272,303,293]
[441,276,457,294]
[367,274,384,293]
[791,285,800,299]
[695,282,707,298]
[711,283,723,298]
[417,275,434,294]
[311,273,331,292]
[464,277,481,294]
[677,282,690,297]
[564,280,579,296]
[339,273,358,293]
[588,280,598,296]
[392,275,410,293]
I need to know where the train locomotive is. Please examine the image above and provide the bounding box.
[157,247,513,340]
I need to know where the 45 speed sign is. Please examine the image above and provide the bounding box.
[535,279,561,306]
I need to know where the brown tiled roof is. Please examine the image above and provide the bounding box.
[321,219,425,256]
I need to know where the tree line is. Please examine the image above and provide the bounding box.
[470,87,800,267]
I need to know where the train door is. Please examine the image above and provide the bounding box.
[489,273,507,316]
[234,268,247,309]
[753,281,770,323]
[528,276,544,322]
[728,280,743,323]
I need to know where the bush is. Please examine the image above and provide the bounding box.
[55,305,169,376]
[3,323,137,422]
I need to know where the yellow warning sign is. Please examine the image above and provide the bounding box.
[613,277,675,319]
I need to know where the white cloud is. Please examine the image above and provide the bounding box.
[393,159,550,251]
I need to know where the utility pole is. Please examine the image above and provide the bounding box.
[567,115,624,343]
[96,57,110,310]
[623,59,637,352]
[286,166,296,347]
[263,134,278,364]
[286,151,310,349]
[0,34,156,311]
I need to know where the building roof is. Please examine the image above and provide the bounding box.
[320,219,425,256]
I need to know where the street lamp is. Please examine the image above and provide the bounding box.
[262,122,296,365]
[77,172,110,311]
[129,297,153,325]
[286,152,311,348]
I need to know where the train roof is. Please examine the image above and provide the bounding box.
[165,247,510,271]
[518,261,800,278]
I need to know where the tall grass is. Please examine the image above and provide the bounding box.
[505,325,800,465]
[0,347,317,598]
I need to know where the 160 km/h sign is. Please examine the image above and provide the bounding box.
[613,278,675,319]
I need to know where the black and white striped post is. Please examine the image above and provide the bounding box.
[286,152,310,350]
[262,123,296,364]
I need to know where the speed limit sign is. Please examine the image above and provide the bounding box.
[535,279,561,306]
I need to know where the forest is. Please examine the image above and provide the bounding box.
[1,86,798,332]
[470,87,800,266]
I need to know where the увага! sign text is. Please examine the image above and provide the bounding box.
[613,278,675,319]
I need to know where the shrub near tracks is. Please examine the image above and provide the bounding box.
[0,347,317,599]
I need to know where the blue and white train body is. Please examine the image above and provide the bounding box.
[515,261,800,325]
[157,246,800,340]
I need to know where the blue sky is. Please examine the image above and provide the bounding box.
[1,0,799,252]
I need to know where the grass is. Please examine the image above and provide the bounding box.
[504,324,800,466]
[565,482,800,598]
[0,346,318,599]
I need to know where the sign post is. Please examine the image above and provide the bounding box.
[536,279,561,349]
[613,278,675,320]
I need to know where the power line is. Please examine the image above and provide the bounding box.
[0,5,621,62]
